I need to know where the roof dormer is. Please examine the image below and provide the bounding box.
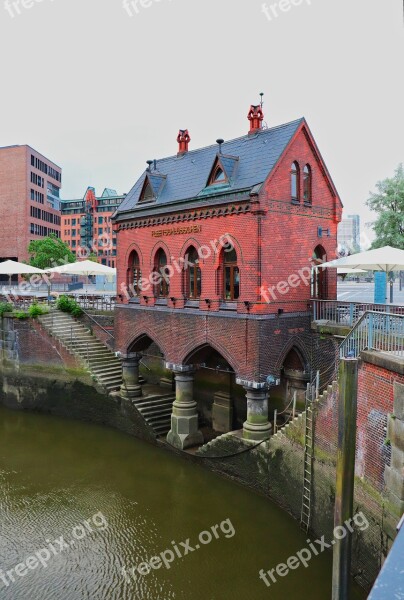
[138,170,167,204]
[206,154,239,188]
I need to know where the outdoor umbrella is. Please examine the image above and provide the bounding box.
[316,246,404,303]
[46,260,116,294]
[0,260,45,291]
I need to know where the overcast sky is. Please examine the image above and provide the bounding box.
[1,0,403,241]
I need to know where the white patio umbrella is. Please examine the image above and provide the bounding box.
[337,268,367,275]
[0,260,45,291]
[46,260,116,294]
[317,246,404,303]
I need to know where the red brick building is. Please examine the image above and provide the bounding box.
[61,187,125,266]
[0,145,62,274]
[113,105,342,449]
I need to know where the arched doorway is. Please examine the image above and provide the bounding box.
[312,245,328,299]
[128,334,172,389]
[184,345,244,435]
[281,347,310,412]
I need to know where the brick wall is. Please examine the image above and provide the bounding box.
[0,145,61,263]
[115,123,341,317]
[356,356,404,490]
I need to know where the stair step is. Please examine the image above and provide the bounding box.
[98,376,122,383]
[90,365,121,373]
[136,399,174,409]
[135,395,174,406]
[154,426,171,434]
[145,417,171,427]
[140,407,173,418]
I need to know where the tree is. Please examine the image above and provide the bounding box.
[28,234,76,270]
[366,164,404,249]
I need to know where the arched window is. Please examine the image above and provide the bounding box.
[127,250,142,297]
[303,165,312,204]
[291,161,300,202]
[184,246,201,299]
[223,247,240,300]
[155,249,170,297]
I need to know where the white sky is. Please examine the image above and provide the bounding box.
[0,0,403,240]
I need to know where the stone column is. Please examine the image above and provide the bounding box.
[166,363,204,450]
[243,385,272,441]
[120,352,142,399]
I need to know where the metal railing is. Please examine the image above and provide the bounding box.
[0,294,116,313]
[80,307,114,339]
[340,311,404,359]
[312,299,404,327]
[74,295,116,312]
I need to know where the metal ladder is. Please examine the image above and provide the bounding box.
[300,371,319,532]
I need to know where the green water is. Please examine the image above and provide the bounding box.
[0,405,366,600]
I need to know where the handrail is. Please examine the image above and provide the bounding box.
[79,307,114,339]
[339,311,404,359]
[312,299,404,328]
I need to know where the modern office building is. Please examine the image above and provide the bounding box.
[0,145,62,268]
[61,187,125,267]
[338,214,360,254]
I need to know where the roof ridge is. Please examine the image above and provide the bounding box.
[152,118,304,165]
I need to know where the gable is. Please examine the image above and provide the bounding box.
[263,121,342,210]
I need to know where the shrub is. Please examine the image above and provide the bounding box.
[56,295,83,317]
[28,302,48,318]
[0,302,13,317]
[14,311,29,320]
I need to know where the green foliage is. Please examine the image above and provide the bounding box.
[28,302,48,318]
[0,302,13,317]
[28,234,76,270]
[56,295,83,317]
[14,311,29,320]
[366,164,404,249]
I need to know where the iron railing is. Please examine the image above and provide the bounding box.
[340,311,404,359]
[312,299,404,327]
[0,294,116,313]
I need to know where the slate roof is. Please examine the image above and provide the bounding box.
[101,188,119,198]
[116,118,304,216]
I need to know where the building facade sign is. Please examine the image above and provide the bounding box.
[152,225,202,238]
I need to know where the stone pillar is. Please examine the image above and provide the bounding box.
[212,391,233,433]
[243,385,272,441]
[166,363,204,450]
[120,353,142,399]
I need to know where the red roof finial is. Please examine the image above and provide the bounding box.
[177,129,191,155]
[248,105,264,134]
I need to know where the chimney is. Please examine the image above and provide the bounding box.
[248,105,264,134]
[177,129,191,155]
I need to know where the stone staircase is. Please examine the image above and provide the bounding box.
[39,311,174,436]
[39,311,126,393]
[132,393,175,437]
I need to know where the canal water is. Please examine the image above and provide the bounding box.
[0,405,366,600]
